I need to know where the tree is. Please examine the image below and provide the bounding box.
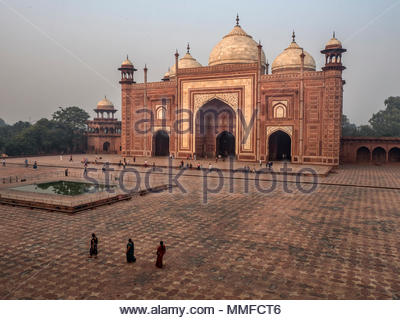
[52,106,89,131]
[0,106,89,156]
[357,125,377,137]
[52,106,89,152]
[1,121,32,155]
[342,114,358,136]
[0,118,6,127]
[369,96,400,137]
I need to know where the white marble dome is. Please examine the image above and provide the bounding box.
[208,24,266,67]
[169,51,202,77]
[272,40,316,73]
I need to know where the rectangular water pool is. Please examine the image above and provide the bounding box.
[10,180,114,196]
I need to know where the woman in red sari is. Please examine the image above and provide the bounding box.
[155,241,166,268]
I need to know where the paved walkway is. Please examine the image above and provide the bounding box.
[0,157,400,299]
[4,154,332,176]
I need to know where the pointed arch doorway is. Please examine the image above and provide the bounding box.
[216,131,235,157]
[153,130,169,156]
[268,130,291,161]
[195,98,236,158]
[103,141,110,152]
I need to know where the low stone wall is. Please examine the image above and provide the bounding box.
[340,136,400,164]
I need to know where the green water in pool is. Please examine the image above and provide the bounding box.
[10,180,114,196]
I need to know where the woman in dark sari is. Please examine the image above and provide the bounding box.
[155,241,166,268]
[126,239,136,263]
[89,233,98,258]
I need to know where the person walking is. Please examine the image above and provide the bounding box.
[126,239,136,263]
[155,241,166,268]
[24,159,28,167]
[89,233,98,258]
[33,161,38,169]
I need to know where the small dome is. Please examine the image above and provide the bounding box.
[121,55,133,67]
[96,96,114,110]
[272,36,316,73]
[169,45,202,77]
[208,19,266,67]
[325,33,342,48]
[162,69,170,81]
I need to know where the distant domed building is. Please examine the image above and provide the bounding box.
[118,16,347,165]
[87,96,121,154]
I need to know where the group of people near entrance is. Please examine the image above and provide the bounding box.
[89,233,167,268]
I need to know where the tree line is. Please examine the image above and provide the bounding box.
[342,96,400,137]
[0,106,89,156]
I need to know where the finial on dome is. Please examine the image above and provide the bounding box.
[236,14,240,26]
[126,54,129,60]
[187,43,190,54]
[333,31,336,38]
[292,30,296,42]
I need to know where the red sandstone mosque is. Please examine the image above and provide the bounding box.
[87,16,400,164]
[117,16,346,165]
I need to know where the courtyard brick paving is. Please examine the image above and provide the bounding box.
[0,157,400,299]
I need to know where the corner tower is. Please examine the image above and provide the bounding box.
[320,33,347,165]
[118,56,137,84]
[321,33,347,71]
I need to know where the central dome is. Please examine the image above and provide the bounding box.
[209,20,266,67]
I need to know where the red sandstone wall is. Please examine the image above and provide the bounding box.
[341,137,400,163]
[121,65,344,165]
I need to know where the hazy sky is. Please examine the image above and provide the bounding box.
[0,0,399,125]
